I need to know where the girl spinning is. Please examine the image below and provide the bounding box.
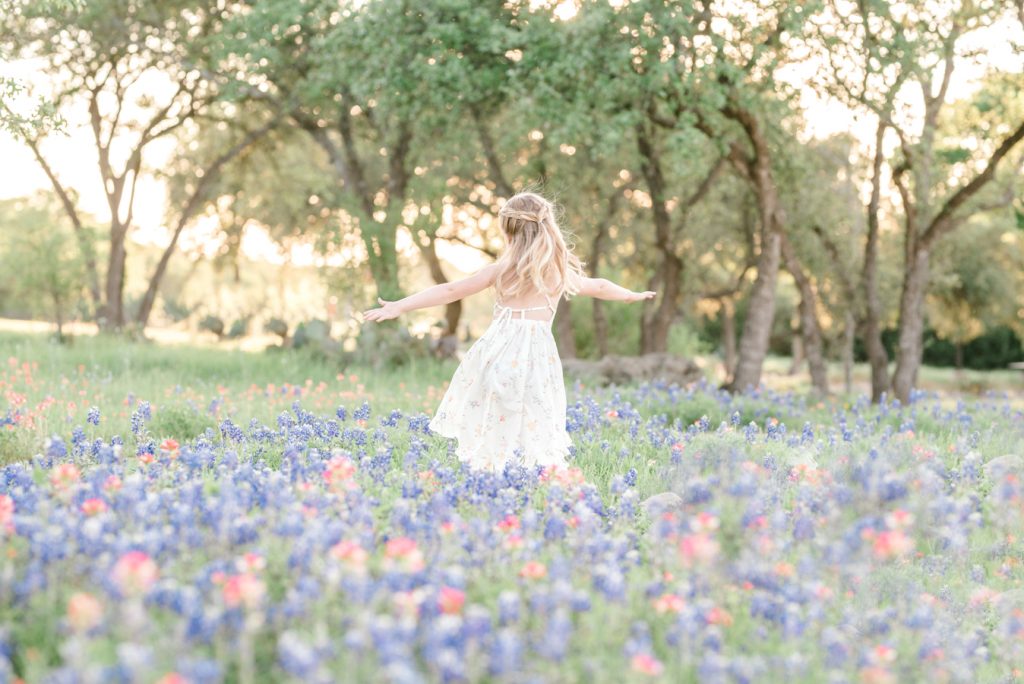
[362,191,655,472]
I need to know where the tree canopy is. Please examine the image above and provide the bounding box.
[2,0,1022,400]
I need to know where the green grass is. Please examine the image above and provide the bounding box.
[0,330,456,465]
[2,329,1023,682]
[1,328,1019,472]
[0,330,453,398]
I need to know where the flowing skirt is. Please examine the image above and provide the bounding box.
[428,318,572,471]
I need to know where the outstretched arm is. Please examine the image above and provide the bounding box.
[362,264,499,322]
[576,277,655,303]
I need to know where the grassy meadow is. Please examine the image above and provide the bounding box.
[0,329,1023,682]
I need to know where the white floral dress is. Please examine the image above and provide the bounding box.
[429,297,572,472]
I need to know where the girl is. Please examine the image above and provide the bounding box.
[362,192,654,472]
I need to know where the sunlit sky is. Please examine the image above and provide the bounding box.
[0,4,1020,271]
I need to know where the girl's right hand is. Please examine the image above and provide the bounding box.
[362,298,403,322]
[626,290,656,302]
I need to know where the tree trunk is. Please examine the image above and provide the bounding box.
[639,270,661,354]
[363,221,404,301]
[887,116,1024,403]
[102,225,128,329]
[418,236,462,342]
[719,105,786,394]
[442,302,461,340]
[634,127,722,354]
[780,233,828,394]
[862,121,890,402]
[788,329,803,375]
[593,300,609,358]
[554,297,576,358]
[52,291,65,343]
[134,229,180,329]
[721,299,737,380]
[842,310,855,396]
[891,248,930,403]
[589,196,614,359]
[726,229,781,392]
[636,125,681,354]
[641,255,681,354]
[954,342,964,372]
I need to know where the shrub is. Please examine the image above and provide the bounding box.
[199,315,225,337]
[149,405,218,442]
[0,428,36,466]
[349,323,431,369]
[162,296,193,323]
[227,317,250,339]
[266,317,288,341]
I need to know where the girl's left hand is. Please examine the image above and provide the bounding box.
[626,290,657,302]
[362,298,403,322]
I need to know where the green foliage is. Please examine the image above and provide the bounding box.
[265,318,288,340]
[927,218,1024,345]
[198,315,225,337]
[0,194,91,332]
[149,404,217,443]
[0,77,65,140]
[569,299,640,358]
[161,297,193,324]
[923,326,1024,370]
[349,323,432,370]
[667,322,713,359]
[226,317,250,339]
[2,0,1022,374]
[291,319,340,361]
[0,425,37,467]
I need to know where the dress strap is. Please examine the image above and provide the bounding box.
[494,300,555,321]
[493,302,513,323]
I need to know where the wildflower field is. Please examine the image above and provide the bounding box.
[1,332,1023,684]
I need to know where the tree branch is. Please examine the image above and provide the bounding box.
[811,224,855,301]
[293,109,374,218]
[922,33,957,131]
[472,105,514,197]
[701,264,753,301]
[135,116,280,325]
[18,133,103,307]
[921,118,1024,249]
[88,87,127,222]
[682,155,726,211]
[386,120,412,206]
[438,232,499,259]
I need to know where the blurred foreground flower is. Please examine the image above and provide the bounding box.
[112,551,159,595]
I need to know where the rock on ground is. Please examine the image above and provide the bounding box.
[640,492,685,519]
[561,353,702,387]
[982,454,1024,479]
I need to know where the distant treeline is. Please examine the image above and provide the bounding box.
[2,1,1023,401]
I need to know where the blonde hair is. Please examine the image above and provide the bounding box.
[494,192,586,302]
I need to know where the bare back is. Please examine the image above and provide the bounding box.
[493,282,560,322]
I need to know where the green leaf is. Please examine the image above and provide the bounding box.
[937,147,971,165]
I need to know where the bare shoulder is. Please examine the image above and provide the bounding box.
[451,262,499,296]
[575,276,601,297]
[475,262,500,284]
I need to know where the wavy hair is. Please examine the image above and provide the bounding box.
[493,191,586,302]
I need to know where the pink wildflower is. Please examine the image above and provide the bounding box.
[111,551,159,595]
